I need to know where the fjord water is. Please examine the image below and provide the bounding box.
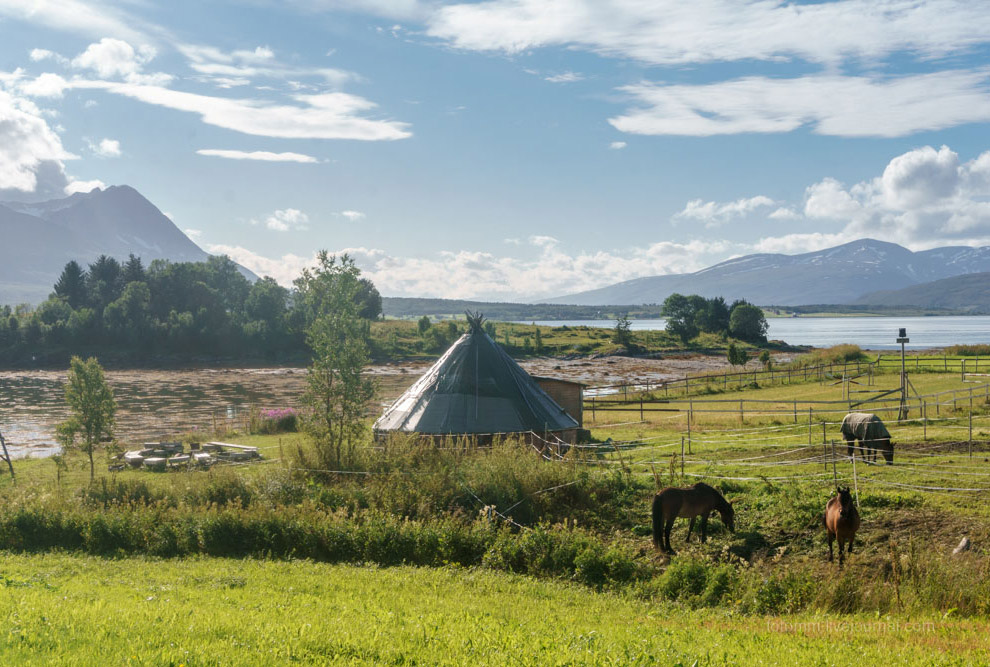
[517,316,990,350]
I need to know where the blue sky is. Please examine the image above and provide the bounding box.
[2,0,990,300]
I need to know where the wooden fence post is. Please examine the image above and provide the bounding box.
[969,410,973,458]
[681,436,685,480]
[739,399,744,425]
[923,401,927,440]
[808,408,813,445]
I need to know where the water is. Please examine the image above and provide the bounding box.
[515,316,990,350]
[0,368,306,459]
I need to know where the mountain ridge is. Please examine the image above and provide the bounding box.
[0,186,256,304]
[545,239,990,306]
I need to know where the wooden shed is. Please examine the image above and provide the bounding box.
[532,376,585,427]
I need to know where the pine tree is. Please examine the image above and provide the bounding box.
[53,261,87,309]
[122,254,146,284]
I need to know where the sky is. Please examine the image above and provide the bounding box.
[1,0,990,301]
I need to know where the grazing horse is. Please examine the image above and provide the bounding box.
[652,482,735,554]
[840,412,894,464]
[823,486,860,566]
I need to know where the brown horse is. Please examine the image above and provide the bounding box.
[652,482,735,554]
[823,486,860,566]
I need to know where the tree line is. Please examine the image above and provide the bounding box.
[660,294,768,343]
[0,253,382,363]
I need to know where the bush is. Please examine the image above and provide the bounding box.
[794,344,866,367]
[946,344,990,356]
[252,407,299,434]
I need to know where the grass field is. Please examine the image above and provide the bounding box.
[0,553,987,665]
[2,354,989,663]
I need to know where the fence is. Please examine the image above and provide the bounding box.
[585,359,876,399]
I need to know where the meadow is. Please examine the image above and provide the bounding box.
[0,349,989,663]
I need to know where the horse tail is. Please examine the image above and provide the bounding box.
[652,494,664,549]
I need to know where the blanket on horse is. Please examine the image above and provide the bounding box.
[840,412,890,443]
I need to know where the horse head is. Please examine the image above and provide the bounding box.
[720,498,736,533]
[881,439,894,465]
[836,487,855,518]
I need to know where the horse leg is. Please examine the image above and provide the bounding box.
[837,536,845,566]
[686,517,695,543]
[664,517,677,554]
[847,533,854,554]
[827,531,834,562]
[700,513,709,543]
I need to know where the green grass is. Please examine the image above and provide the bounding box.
[0,553,986,665]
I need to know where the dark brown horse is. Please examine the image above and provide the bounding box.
[652,482,735,554]
[823,486,860,566]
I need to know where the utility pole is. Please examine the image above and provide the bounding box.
[897,327,910,421]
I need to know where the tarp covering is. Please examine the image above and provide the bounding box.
[374,317,579,435]
[840,412,891,442]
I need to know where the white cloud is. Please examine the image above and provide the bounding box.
[207,236,732,299]
[184,228,203,241]
[19,73,68,98]
[427,0,990,66]
[751,232,852,255]
[88,138,121,158]
[29,49,67,64]
[610,70,990,138]
[609,141,626,150]
[0,0,152,45]
[260,208,309,232]
[71,38,159,81]
[340,210,365,221]
[544,71,583,83]
[64,178,105,194]
[803,178,862,220]
[675,195,776,227]
[196,149,319,163]
[71,80,412,141]
[0,88,76,200]
[768,207,801,221]
[179,44,354,88]
[736,145,990,252]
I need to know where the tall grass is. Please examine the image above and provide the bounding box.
[792,344,867,367]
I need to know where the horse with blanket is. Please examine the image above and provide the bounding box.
[840,412,894,464]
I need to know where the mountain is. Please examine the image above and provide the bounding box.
[546,239,990,306]
[0,185,256,304]
[855,272,990,312]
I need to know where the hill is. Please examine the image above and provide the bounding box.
[0,185,255,304]
[381,297,663,320]
[546,239,990,306]
[855,271,990,312]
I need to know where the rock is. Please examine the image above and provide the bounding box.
[953,537,971,555]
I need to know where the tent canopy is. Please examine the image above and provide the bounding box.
[374,313,579,435]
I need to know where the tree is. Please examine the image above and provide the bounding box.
[122,254,146,284]
[56,356,116,482]
[297,253,375,470]
[661,294,700,344]
[53,261,87,309]
[612,315,633,347]
[697,297,730,334]
[87,255,124,310]
[484,321,496,338]
[729,303,769,343]
[727,343,749,367]
[417,316,431,334]
[759,349,772,370]
[246,277,287,320]
[534,326,543,354]
[355,278,383,320]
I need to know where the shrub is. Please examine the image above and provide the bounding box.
[252,407,299,434]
